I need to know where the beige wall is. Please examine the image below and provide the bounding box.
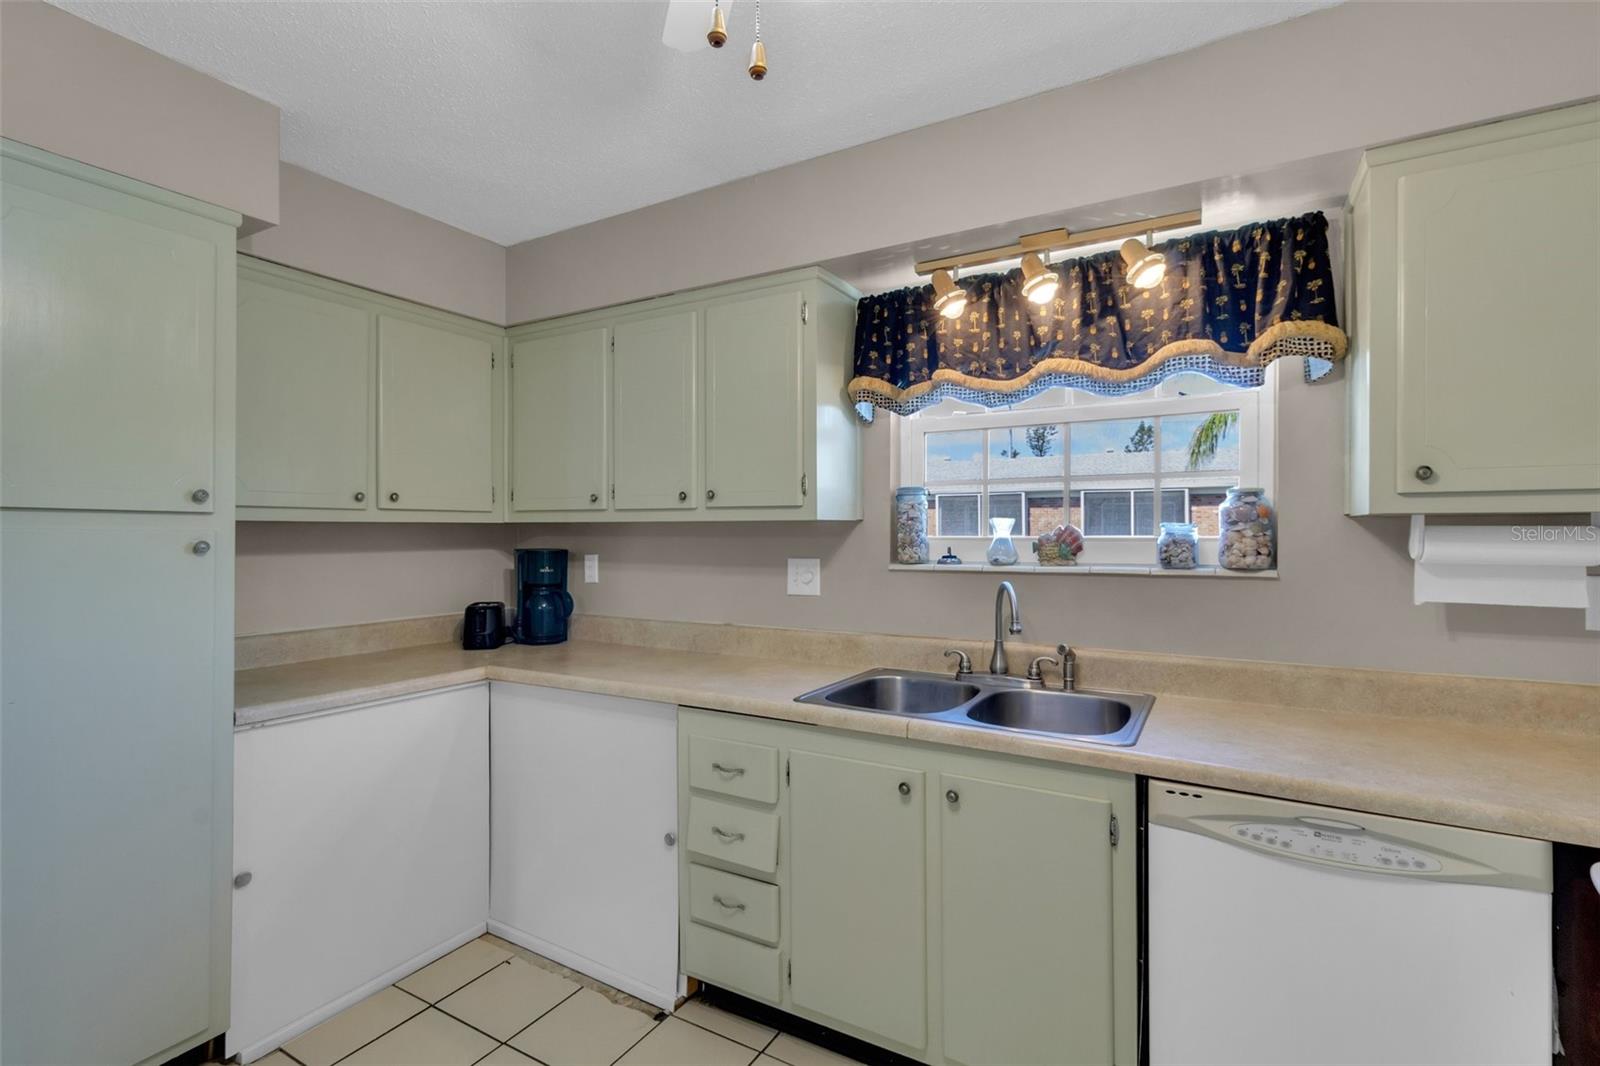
[0,0,280,229]
[504,1,1600,323]
[517,367,1600,687]
[239,163,508,324]
[235,523,517,636]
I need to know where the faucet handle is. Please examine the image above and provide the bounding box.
[1026,655,1060,685]
[1057,644,1077,691]
[943,649,973,678]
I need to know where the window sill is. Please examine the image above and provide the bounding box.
[887,562,1277,579]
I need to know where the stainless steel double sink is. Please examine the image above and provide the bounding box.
[795,668,1153,747]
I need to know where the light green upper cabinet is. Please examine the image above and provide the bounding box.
[788,748,928,1053]
[613,310,698,511]
[237,275,371,509]
[510,325,610,513]
[236,259,505,522]
[1,153,219,513]
[507,267,861,523]
[939,773,1114,1066]
[704,287,805,509]
[378,315,495,512]
[1347,102,1600,515]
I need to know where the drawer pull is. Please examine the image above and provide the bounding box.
[712,894,746,912]
[711,826,746,843]
[711,762,746,778]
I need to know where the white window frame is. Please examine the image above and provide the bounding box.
[896,368,1278,566]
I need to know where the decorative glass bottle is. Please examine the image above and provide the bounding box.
[1217,487,1276,570]
[1156,522,1199,569]
[987,517,1019,566]
[893,486,930,565]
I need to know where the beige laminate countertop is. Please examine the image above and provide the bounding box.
[235,639,1600,848]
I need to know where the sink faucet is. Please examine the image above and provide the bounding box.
[990,581,1023,675]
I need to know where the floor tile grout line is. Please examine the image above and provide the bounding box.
[500,984,584,1047]
[427,1002,520,1049]
[317,993,432,1066]
[602,1013,666,1066]
[676,1012,779,1053]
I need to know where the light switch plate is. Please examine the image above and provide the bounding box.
[584,554,599,583]
[787,558,821,596]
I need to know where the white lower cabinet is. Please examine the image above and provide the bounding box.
[678,707,1139,1066]
[488,683,680,1008]
[228,685,489,1063]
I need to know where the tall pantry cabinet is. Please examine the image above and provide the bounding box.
[0,140,237,1066]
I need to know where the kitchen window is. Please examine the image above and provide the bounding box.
[898,370,1276,567]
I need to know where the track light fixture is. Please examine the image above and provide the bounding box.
[930,269,967,320]
[1121,232,1166,289]
[1020,253,1061,306]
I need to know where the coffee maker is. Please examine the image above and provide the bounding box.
[513,548,573,645]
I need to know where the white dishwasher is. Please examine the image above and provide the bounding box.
[1148,779,1552,1065]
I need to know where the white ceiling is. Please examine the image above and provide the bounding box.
[54,1,1338,246]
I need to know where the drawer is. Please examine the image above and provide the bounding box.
[688,735,779,804]
[682,921,782,1004]
[689,863,780,946]
[687,796,779,877]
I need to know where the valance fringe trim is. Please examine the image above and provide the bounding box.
[848,320,1345,417]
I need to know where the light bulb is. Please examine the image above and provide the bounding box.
[931,269,968,319]
[1121,237,1166,289]
[1020,252,1060,305]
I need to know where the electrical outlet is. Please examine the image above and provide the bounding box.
[584,554,599,583]
[786,558,821,596]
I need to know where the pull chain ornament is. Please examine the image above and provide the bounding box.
[707,0,727,47]
[748,0,768,80]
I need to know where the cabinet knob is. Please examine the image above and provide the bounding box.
[354,491,366,503]
[1414,465,1435,482]
[589,493,600,504]
[898,781,911,796]
[190,488,209,505]
[389,492,400,502]
[706,489,716,501]
[233,872,252,889]
[663,832,676,847]
[946,788,960,805]
[192,540,211,556]
[678,490,688,502]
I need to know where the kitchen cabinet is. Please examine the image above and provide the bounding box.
[677,707,1137,1066]
[613,309,698,510]
[236,258,506,522]
[1347,101,1600,515]
[229,685,489,1064]
[788,750,928,1052]
[509,324,610,513]
[507,267,862,523]
[704,287,805,509]
[237,274,371,509]
[377,314,495,512]
[488,683,679,1008]
[1,140,237,1066]
[938,773,1114,1066]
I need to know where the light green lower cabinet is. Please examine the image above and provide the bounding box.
[789,751,928,1053]
[678,708,1138,1066]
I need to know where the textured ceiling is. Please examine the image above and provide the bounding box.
[54,1,1337,245]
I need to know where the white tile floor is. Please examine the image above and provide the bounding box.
[260,935,868,1066]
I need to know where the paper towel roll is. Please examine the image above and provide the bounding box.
[1408,518,1600,567]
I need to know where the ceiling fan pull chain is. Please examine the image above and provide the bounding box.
[748,0,768,80]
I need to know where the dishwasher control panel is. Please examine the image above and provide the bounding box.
[1230,821,1443,872]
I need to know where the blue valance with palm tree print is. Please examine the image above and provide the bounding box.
[849,212,1346,420]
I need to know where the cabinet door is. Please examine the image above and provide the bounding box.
[510,326,609,513]
[613,310,698,510]
[229,686,488,1062]
[789,749,926,1051]
[489,684,679,1007]
[377,315,494,512]
[237,278,372,509]
[1394,125,1600,494]
[704,287,805,509]
[1,169,217,512]
[939,773,1114,1066]
[2,515,226,1066]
